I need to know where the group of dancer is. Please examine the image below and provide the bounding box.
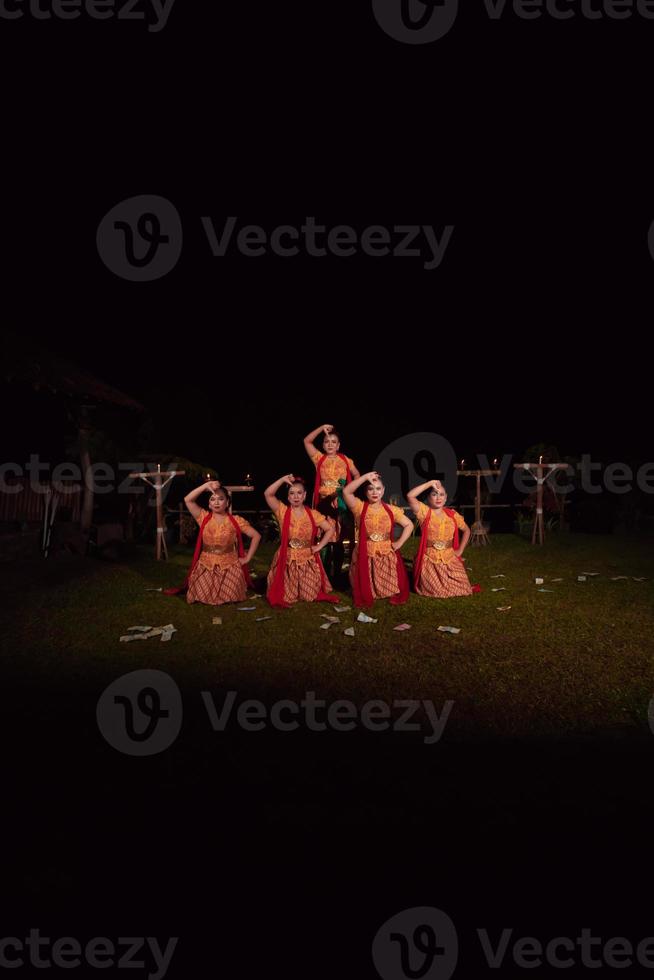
[167,424,476,609]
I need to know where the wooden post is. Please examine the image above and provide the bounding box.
[514,462,569,545]
[458,468,500,546]
[155,465,165,560]
[129,466,185,560]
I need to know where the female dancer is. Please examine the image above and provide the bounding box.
[166,480,261,605]
[303,423,360,510]
[265,474,338,608]
[343,471,413,607]
[303,423,360,579]
[407,479,474,597]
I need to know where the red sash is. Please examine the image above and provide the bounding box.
[352,501,409,608]
[312,453,352,508]
[412,507,480,593]
[164,512,252,595]
[267,505,339,609]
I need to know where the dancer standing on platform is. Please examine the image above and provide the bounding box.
[166,480,261,605]
[265,475,338,608]
[407,479,474,598]
[303,423,360,581]
[343,471,412,607]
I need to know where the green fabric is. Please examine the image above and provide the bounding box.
[335,479,347,514]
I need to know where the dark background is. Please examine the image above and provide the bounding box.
[2,1,653,977]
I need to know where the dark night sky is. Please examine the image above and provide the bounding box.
[1,2,651,492]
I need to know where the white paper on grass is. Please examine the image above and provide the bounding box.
[357,612,378,623]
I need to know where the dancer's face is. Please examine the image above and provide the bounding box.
[366,480,384,504]
[323,434,340,455]
[209,490,229,514]
[428,485,447,510]
[288,483,307,507]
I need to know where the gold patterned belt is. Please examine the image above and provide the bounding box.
[288,538,310,549]
[429,540,453,551]
[321,479,339,489]
[203,544,235,555]
[368,532,390,543]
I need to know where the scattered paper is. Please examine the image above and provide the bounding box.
[577,576,587,582]
[551,578,563,582]
[321,614,340,623]
[538,588,554,593]
[393,623,412,631]
[633,577,647,582]
[344,627,355,636]
[437,626,461,634]
[491,587,506,592]
[334,605,351,612]
[357,612,378,623]
[497,606,512,611]
[611,576,628,581]
[256,616,272,622]
[490,574,505,579]
[320,622,335,630]
[535,577,544,585]
[237,606,257,611]
[581,572,599,577]
[145,588,163,592]
[120,624,177,643]
[212,617,222,625]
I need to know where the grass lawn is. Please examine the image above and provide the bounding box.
[2,531,653,739]
[5,531,654,920]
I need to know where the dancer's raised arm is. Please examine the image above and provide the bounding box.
[407,479,442,516]
[184,479,221,520]
[343,471,380,510]
[303,423,334,461]
[264,474,295,515]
